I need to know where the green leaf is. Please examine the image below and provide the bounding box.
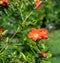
[41,60,51,63]
[47,52,52,58]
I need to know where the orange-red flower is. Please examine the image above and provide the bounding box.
[28,28,48,41]
[35,0,42,9]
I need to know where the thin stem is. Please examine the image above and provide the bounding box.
[20,3,24,21]
[24,11,33,22]
[20,11,24,21]
[10,27,19,40]
[24,6,37,22]
[0,43,8,53]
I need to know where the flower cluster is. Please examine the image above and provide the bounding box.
[35,0,42,9]
[0,0,9,7]
[28,28,48,41]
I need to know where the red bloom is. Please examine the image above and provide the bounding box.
[35,0,42,9]
[28,28,48,41]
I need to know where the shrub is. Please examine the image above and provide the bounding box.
[0,0,52,63]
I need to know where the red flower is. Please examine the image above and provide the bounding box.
[41,52,47,58]
[28,28,48,41]
[35,0,42,9]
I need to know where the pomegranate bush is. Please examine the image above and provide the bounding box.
[0,0,52,63]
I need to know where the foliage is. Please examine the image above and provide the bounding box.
[0,0,54,63]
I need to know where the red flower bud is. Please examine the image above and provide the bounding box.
[4,0,9,3]
[0,28,6,38]
[3,0,9,7]
[0,28,4,32]
[35,0,42,9]
[1,34,6,38]
[41,52,47,58]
